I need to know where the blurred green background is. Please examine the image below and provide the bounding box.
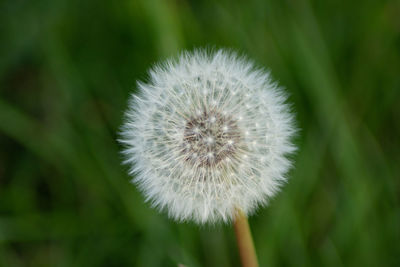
[1,0,399,266]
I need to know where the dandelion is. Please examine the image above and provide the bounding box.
[120,49,296,267]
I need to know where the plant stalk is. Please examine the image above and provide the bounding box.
[233,209,259,267]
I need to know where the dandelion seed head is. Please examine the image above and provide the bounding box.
[120,49,296,224]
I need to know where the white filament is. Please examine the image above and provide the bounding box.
[120,49,296,224]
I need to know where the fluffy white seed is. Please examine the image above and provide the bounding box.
[120,49,296,224]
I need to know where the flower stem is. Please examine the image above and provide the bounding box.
[233,209,259,267]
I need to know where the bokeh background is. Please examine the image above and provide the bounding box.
[1,0,400,266]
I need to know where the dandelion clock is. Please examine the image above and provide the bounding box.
[120,49,296,267]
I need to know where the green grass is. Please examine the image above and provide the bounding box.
[1,0,399,266]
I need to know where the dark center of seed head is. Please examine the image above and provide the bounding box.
[183,110,241,168]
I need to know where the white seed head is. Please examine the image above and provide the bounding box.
[120,49,296,224]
